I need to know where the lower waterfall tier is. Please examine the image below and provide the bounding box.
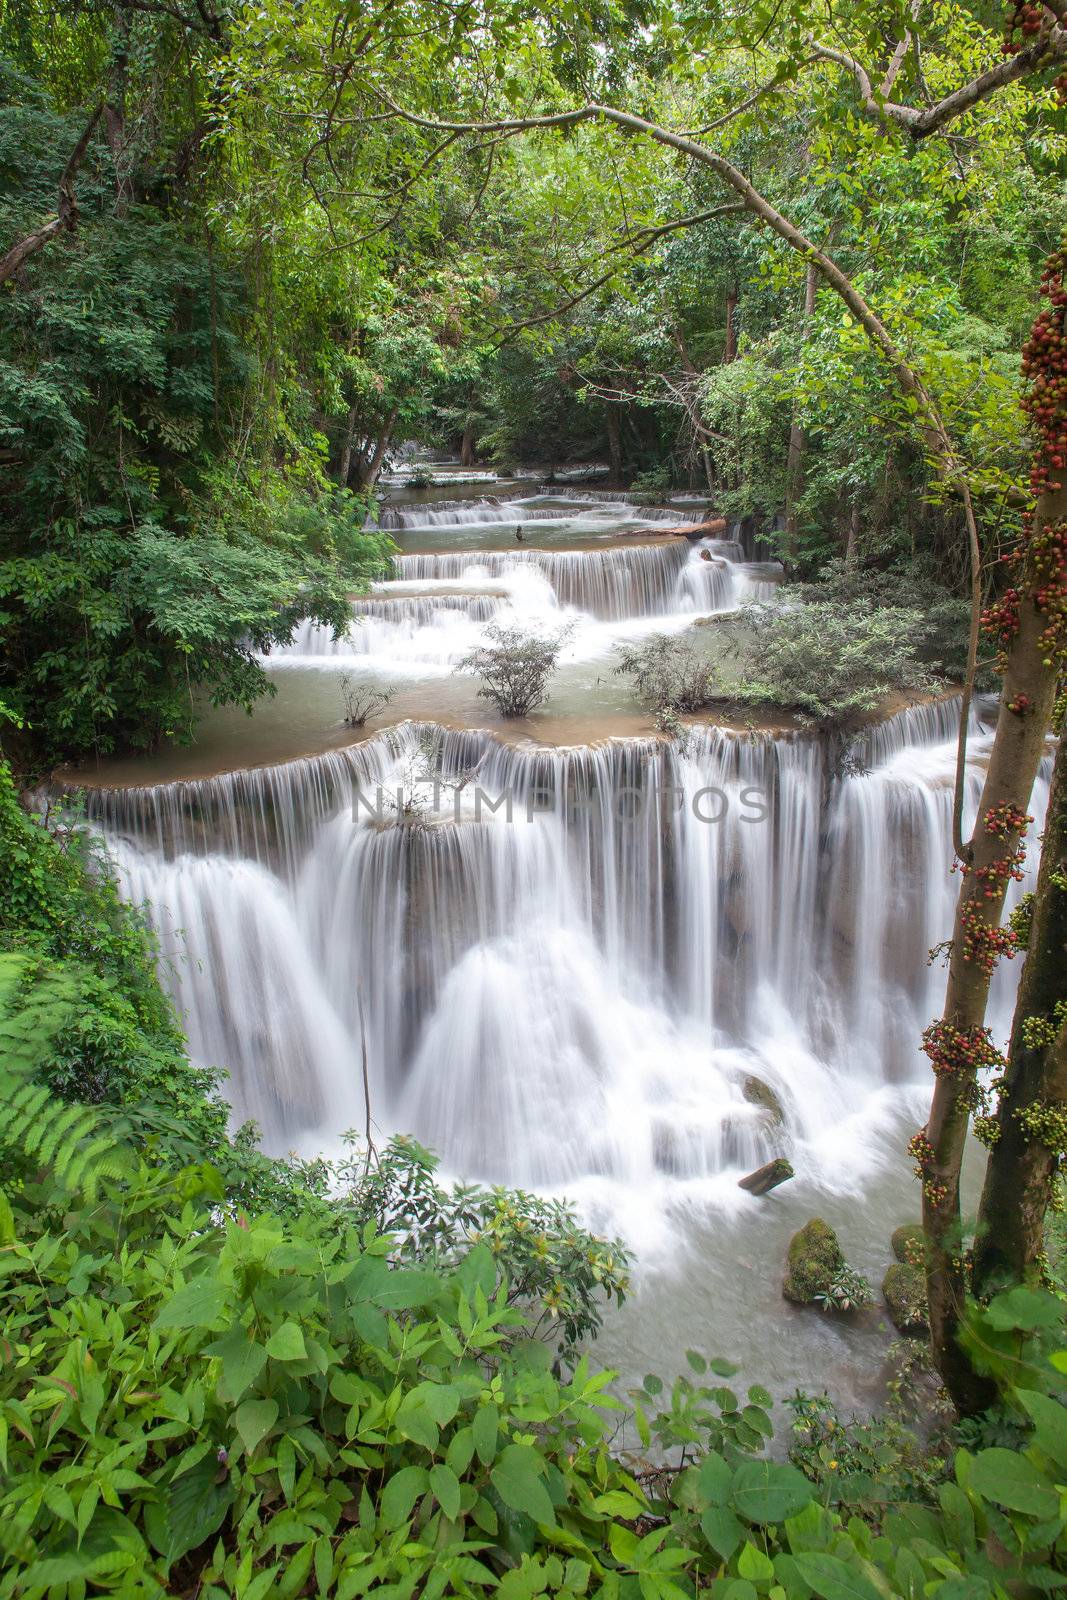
[86,699,1049,1236]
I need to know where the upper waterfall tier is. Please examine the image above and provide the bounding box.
[86,699,1049,1209]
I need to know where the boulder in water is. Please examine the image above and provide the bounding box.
[738,1157,794,1196]
[742,1075,785,1125]
[882,1262,929,1335]
[783,1218,843,1305]
[891,1223,926,1265]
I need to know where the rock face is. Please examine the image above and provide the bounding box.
[742,1075,785,1125]
[738,1157,794,1196]
[783,1218,843,1305]
[882,1262,929,1335]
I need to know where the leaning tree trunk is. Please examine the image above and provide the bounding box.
[460,426,475,467]
[337,402,359,487]
[784,264,818,563]
[972,732,1066,1297]
[917,232,1067,1412]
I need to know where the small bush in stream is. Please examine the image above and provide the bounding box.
[457,621,573,717]
[614,633,718,714]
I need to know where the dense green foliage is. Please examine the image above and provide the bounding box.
[3,1050,1067,1597]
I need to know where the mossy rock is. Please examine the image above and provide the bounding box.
[882,1261,929,1335]
[891,1223,926,1265]
[742,1075,785,1125]
[783,1218,843,1305]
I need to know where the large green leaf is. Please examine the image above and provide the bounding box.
[145,1457,234,1564]
[265,1321,307,1361]
[1016,1390,1067,1471]
[491,1444,556,1526]
[233,1397,279,1456]
[380,1465,429,1530]
[205,1325,268,1403]
[153,1276,229,1331]
[968,1448,1059,1518]
[730,1461,813,1524]
[793,1553,885,1600]
[430,1462,462,1522]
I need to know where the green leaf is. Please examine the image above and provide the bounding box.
[380,1465,428,1530]
[206,1326,267,1404]
[234,1397,279,1455]
[491,1443,556,1526]
[1016,1390,1067,1471]
[696,1452,732,1507]
[731,1462,813,1524]
[430,1463,461,1522]
[372,1268,441,1309]
[701,1505,744,1561]
[472,1403,498,1465]
[145,1457,234,1563]
[738,1541,775,1581]
[793,1553,884,1600]
[984,1288,1065,1332]
[968,1448,1059,1517]
[265,1321,306,1361]
[154,1276,228,1331]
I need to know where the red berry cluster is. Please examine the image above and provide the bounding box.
[1006,691,1032,715]
[1003,6,1067,100]
[980,586,1020,650]
[1029,516,1067,667]
[975,845,1027,896]
[907,1130,948,1204]
[983,802,1033,839]
[1021,235,1067,500]
[959,902,1019,974]
[921,1020,1005,1079]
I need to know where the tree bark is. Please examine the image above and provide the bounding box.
[0,105,102,288]
[360,406,398,489]
[972,734,1066,1297]
[845,502,860,566]
[337,402,359,488]
[605,405,623,483]
[105,6,135,214]
[784,264,819,562]
[460,426,475,467]
[724,289,738,362]
[916,238,1066,1407]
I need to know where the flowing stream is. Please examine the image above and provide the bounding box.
[78,488,1050,1405]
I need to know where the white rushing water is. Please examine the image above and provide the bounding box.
[88,701,1048,1251]
[81,495,1051,1278]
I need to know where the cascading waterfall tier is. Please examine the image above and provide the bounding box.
[392,543,695,619]
[86,698,1049,1216]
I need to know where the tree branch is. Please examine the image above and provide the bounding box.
[811,21,1067,138]
[0,104,103,288]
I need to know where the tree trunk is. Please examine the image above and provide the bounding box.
[784,265,818,561]
[972,734,1066,1297]
[724,290,738,362]
[605,406,623,484]
[845,502,860,566]
[360,406,398,490]
[337,403,359,488]
[917,241,1066,1412]
[460,426,475,467]
[105,7,134,214]
[0,105,102,288]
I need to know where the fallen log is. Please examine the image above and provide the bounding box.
[646,517,728,540]
[738,1157,794,1196]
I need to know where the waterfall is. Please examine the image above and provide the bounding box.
[391,544,693,619]
[85,701,1050,1210]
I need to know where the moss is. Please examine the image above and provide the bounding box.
[882,1262,929,1335]
[891,1224,926,1265]
[783,1217,843,1305]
